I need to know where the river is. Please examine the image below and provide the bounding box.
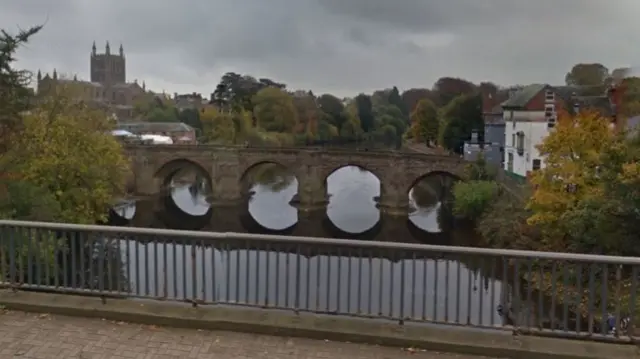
[105,165,511,327]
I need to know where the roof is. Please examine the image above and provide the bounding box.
[501,84,546,108]
[573,96,613,117]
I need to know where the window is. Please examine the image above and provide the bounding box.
[532,159,541,170]
[545,90,555,101]
[516,131,525,155]
[511,134,516,146]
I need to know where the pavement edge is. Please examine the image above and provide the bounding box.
[0,290,637,359]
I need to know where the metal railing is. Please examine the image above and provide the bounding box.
[0,220,638,343]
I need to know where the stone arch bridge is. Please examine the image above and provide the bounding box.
[124,144,468,215]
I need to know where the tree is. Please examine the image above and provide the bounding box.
[527,110,617,249]
[317,94,347,129]
[355,94,375,132]
[1,85,130,224]
[134,94,179,122]
[252,87,298,133]
[401,88,433,113]
[565,63,609,87]
[387,86,408,117]
[452,181,499,221]
[200,106,236,144]
[439,94,483,154]
[410,99,439,146]
[178,108,202,132]
[0,25,42,150]
[292,94,321,138]
[212,72,286,112]
[432,77,476,107]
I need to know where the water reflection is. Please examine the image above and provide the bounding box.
[121,239,505,325]
[327,167,379,234]
[242,163,298,231]
[113,164,460,237]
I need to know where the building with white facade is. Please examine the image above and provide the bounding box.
[502,84,614,178]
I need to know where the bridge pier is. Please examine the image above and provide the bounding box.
[293,167,329,212]
[376,178,410,216]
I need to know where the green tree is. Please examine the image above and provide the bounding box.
[432,77,476,107]
[0,25,42,150]
[355,94,375,132]
[252,87,298,133]
[387,86,408,117]
[317,94,347,130]
[439,94,483,154]
[565,63,609,94]
[452,181,499,221]
[1,85,131,224]
[178,108,202,132]
[410,99,439,146]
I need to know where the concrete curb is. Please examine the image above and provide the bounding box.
[0,291,637,359]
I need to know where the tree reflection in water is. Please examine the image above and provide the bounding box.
[243,163,296,194]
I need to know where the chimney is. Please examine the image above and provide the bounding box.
[471,130,478,143]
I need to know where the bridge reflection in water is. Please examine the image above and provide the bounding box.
[107,164,498,325]
[119,238,501,325]
[106,166,613,336]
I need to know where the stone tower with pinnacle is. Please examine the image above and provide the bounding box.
[90,40,126,84]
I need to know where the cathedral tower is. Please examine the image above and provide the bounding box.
[90,41,126,84]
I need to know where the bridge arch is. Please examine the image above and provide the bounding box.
[407,170,461,193]
[323,163,384,184]
[154,158,212,189]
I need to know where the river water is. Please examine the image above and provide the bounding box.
[106,165,509,326]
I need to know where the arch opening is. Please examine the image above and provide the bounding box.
[155,159,212,217]
[241,161,298,231]
[408,171,460,233]
[325,165,381,234]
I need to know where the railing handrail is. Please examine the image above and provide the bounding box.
[2,219,639,265]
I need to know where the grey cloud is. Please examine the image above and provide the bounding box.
[2,0,639,97]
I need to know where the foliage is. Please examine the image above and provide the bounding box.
[212,72,285,112]
[252,87,298,133]
[565,63,610,95]
[477,195,541,250]
[527,111,616,240]
[439,93,484,154]
[355,94,375,132]
[452,180,499,221]
[134,94,179,122]
[432,77,476,107]
[177,107,202,131]
[410,99,438,146]
[1,85,131,224]
[401,88,433,113]
[0,25,42,150]
[463,155,496,181]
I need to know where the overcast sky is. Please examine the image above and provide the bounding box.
[3,0,639,97]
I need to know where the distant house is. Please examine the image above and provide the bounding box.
[116,122,197,144]
[502,84,613,178]
[463,91,507,167]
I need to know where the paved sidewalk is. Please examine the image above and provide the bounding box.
[0,310,498,359]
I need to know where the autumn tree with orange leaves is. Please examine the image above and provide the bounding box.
[527,110,640,254]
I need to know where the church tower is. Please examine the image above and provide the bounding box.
[90,41,126,84]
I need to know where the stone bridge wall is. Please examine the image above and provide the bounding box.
[124,145,468,215]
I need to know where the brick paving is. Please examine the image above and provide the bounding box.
[0,310,499,358]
